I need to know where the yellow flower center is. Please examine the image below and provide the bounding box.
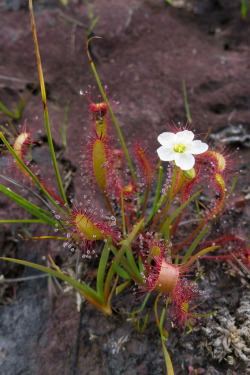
[174,144,186,153]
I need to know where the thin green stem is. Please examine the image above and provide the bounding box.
[134,293,150,315]
[159,165,178,230]
[19,235,66,241]
[0,125,12,138]
[104,218,144,302]
[29,0,69,208]
[141,183,150,219]
[87,15,100,38]
[183,78,192,124]
[121,190,127,238]
[96,239,111,303]
[86,38,136,183]
[0,219,46,224]
[181,226,209,264]
[146,166,163,224]
[241,0,249,19]
[0,102,17,119]
[159,298,170,338]
[61,100,70,148]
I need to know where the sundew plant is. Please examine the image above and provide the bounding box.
[0,1,249,373]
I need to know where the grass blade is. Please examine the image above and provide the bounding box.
[185,246,220,267]
[0,98,26,119]
[87,15,100,38]
[0,184,58,227]
[96,239,111,302]
[0,219,48,224]
[183,78,192,124]
[104,218,145,301]
[161,341,175,375]
[112,264,130,280]
[170,190,202,224]
[29,0,68,207]
[0,257,112,314]
[0,132,64,212]
[61,100,70,148]
[181,226,209,264]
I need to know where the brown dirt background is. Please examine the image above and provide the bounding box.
[0,0,250,374]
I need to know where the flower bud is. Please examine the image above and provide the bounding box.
[89,102,108,118]
[183,167,196,180]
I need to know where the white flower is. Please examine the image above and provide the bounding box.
[157,130,208,170]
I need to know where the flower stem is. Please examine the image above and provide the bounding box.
[146,166,163,224]
[141,182,150,219]
[159,165,178,231]
[121,190,127,239]
[86,38,137,184]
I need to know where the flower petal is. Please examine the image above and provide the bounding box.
[157,146,176,161]
[157,132,176,147]
[176,130,194,144]
[188,140,208,155]
[175,153,195,170]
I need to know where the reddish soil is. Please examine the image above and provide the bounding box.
[0,1,249,374]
